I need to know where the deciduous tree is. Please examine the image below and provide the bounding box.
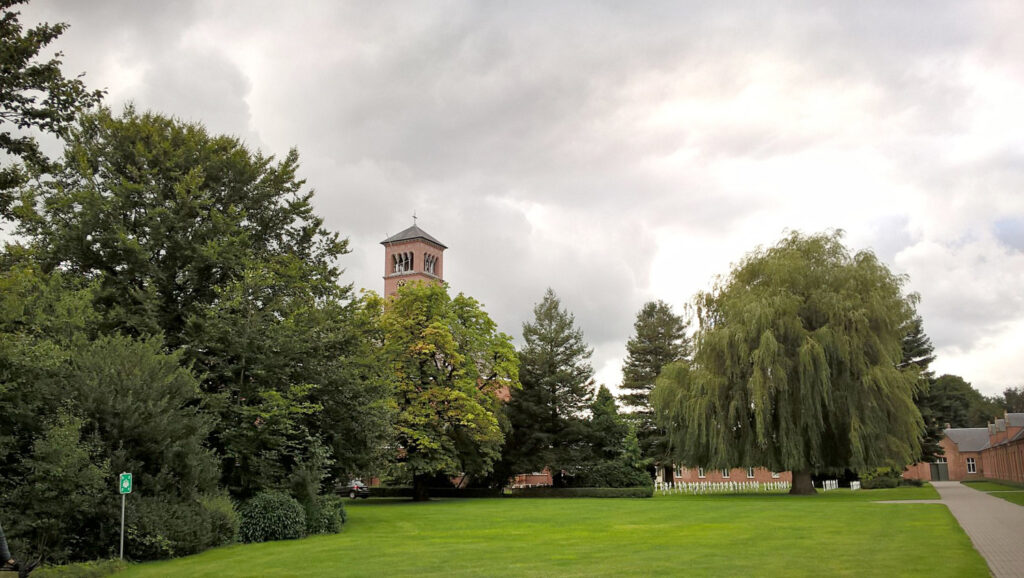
[653,232,924,494]
[0,0,102,210]
[377,283,518,500]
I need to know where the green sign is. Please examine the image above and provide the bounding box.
[119,472,132,495]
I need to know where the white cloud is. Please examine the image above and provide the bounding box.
[16,1,1024,397]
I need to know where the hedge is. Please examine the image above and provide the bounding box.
[505,486,654,498]
[368,487,503,498]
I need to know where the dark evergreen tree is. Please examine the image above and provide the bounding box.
[899,316,943,462]
[1002,386,1024,413]
[504,289,594,486]
[620,300,690,479]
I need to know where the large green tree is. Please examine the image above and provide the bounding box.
[377,282,519,500]
[504,289,595,486]
[619,300,690,480]
[899,316,943,462]
[11,107,390,497]
[652,232,924,494]
[0,0,102,209]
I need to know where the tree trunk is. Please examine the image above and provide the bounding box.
[789,471,817,495]
[412,473,430,501]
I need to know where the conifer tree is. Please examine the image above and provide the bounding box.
[504,289,594,486]
[620,300,690,478]
[653,232,925,494]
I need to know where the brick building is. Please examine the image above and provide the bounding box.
[381,223,446,297]
[658,466,792,485]
[904,412,1024,484]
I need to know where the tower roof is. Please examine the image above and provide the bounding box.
[381,224,447,249]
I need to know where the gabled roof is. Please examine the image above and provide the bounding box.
[944,428,990,452]
[381,224,447,249]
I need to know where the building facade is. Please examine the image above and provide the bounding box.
[904,412,1024,484]
[659,466,793,485]
[381,223,446,297]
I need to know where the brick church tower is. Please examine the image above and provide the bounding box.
[381,222,446,297]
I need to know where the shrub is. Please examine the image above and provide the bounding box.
[860,467,901,489]
[33,559,130,578]
[307,495,347,535]
[569,461,653,488]
[900,478,924,487]
[239,491,306,543]
[506,486,653,498]
[199,493,239,546]
[125,495,238,560]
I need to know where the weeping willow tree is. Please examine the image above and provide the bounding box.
[652,231,924,494]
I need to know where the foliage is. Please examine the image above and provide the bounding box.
[238,492,306,544]
[1001,386,1024,413]
[6,410,113,563]
[0,0,103,206]
[305,495,347,535]
[11,106,391,497]
[653,232,924,492]
[570,386,651,488]
[859,467,901,489]
[503,289,594,485]
[620,300,690,472]
[567,461,653,489]
[33,559,130,578]
[899,316,944,463]
[377,282,519,499]
[125,495,237,561]
[506,486,654,498]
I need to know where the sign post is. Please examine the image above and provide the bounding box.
[119,473,132,560]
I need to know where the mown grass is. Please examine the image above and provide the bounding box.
[117,486,986,577]
[961,480,1024,506]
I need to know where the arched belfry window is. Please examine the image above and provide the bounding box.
[424,253,437,275]
[392,251,415,273]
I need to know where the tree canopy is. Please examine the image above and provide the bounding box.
[503,288,595,486]
[619,300,690,477]
[0,0,102,206]
[652,231,925,494]
[376,282,519,500]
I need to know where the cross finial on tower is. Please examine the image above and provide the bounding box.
[413,210,417,225]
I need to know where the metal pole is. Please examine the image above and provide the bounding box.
[120,493,125,560]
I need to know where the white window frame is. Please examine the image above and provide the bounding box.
[698,467,706,479]
[721,468,730,479]
[674,465,683,478]
[936,457,947,463]
[966,457,976,474]
[771,471,781,479]
[746,467,755,479]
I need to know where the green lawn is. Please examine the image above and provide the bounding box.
[961,480,1024,506]
[118,486,986,577]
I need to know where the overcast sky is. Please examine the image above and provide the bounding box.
[20,1,1024,397]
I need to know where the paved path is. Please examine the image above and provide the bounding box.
[929,481,1024,578]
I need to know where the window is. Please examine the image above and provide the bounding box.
[392,251,415,273]
[424,253,437,275]
[967,457,976,474]
[936,457,947,463]
[721,469,730,479]
[674,465,683,478]
[771,471,781,479]
[698,467,706,479]
[746,467,755,479]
